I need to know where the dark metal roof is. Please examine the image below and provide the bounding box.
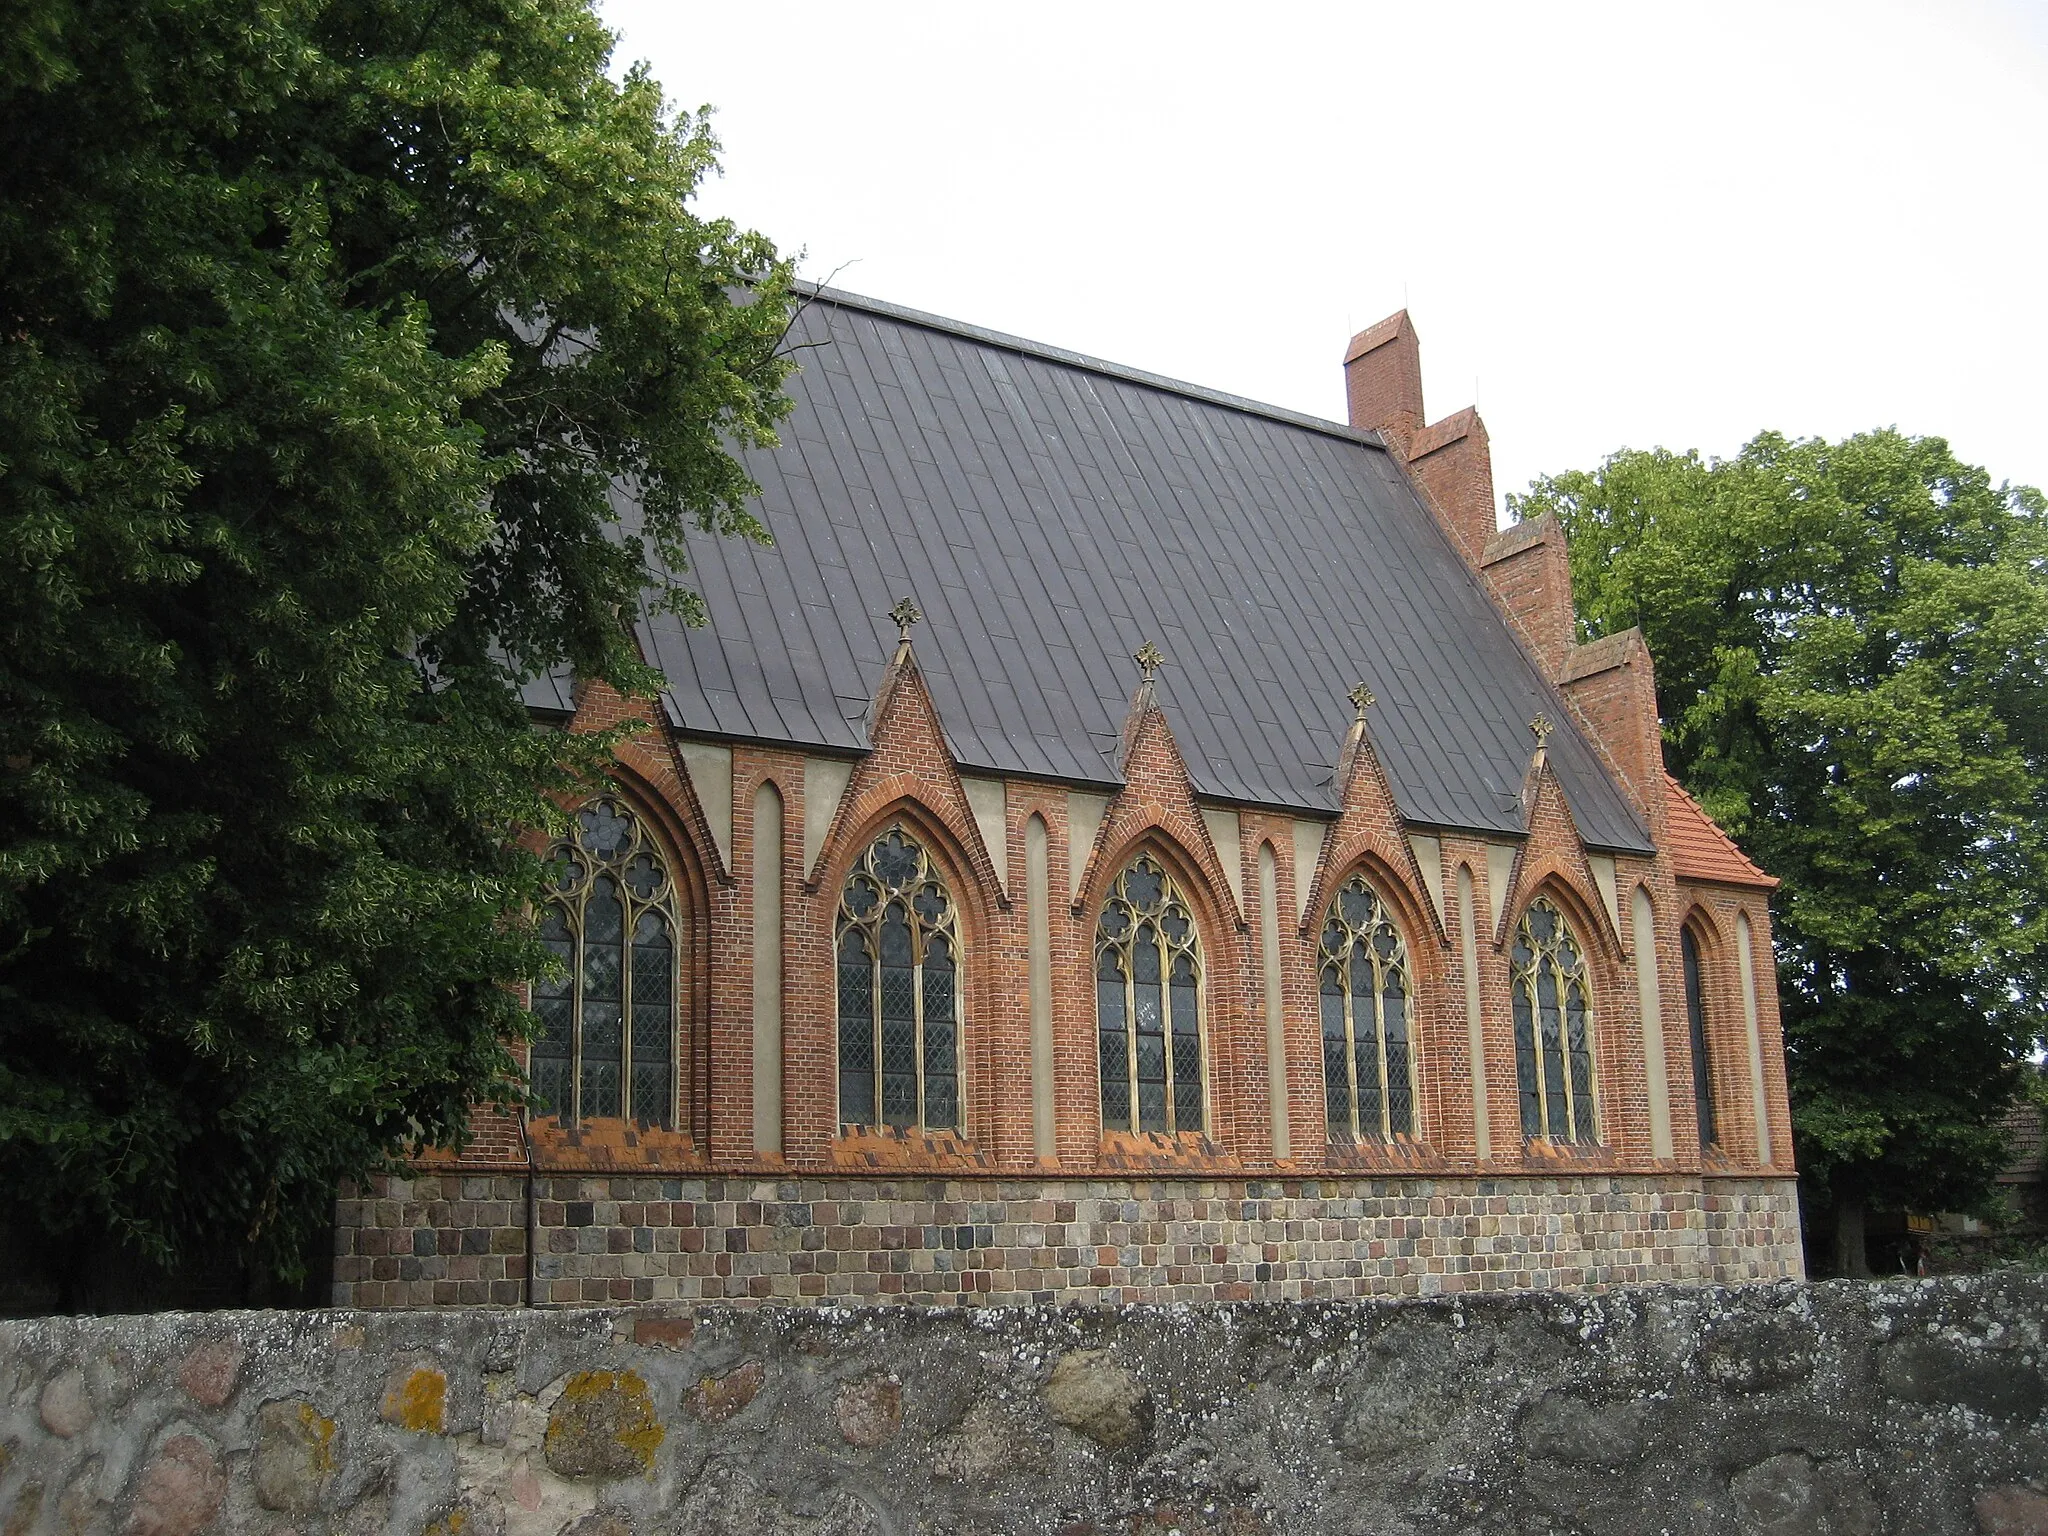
[633,288,1654,853]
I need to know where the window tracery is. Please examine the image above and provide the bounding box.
[1510,895,1597,1143]
[1682,926,1719,1148]
[1319,874,1415,1141]
[533,797,681,1126]
[1096,854,1204,1135]
[836,827,960,1130]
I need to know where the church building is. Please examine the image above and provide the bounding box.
[331,290,1804,1309]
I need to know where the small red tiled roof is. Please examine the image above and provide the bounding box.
[1664,774,1779,889]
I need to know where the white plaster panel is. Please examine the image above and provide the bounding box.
[1737,912,1773,1165]
[1293,817,1327,920]
[1407,832,1445,926]
[1457,863,1491,1160]
[803,756,854,878]
[1589,854,1621,937]
[1026,814,1055,1160]
[959,776,1010,893]
[752,782,784,1155]
[1066,791,1109,900]
[673,738,732,874]
[1485,841,1519,931]
[1633,884,1674,1160]
[1259,842,1289,1163]
[1200,805,1243,912]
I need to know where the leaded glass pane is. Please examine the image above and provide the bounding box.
[836,826,963,1133]
[922,935,957,1129]
[580,876,623,1118]
[1170,951,1201,1133]
[838,928,874,1126]
[534,904,575,1119]
[1511,897,1597,1144]
[538,797,686,1130]
[1384,968,1412,1136]
[1098,855,1203,1136]
[1513,983,1541,1137]
[1319,875,1411,1144]
[1351,937,1382,1138]
[878,901,917,1127]
[1537,961,1566,1139]
[1098,949,1130,1131]
[1322,968,1351,1135]
[630,910,673,1126]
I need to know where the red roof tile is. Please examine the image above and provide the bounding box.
[1664,775,1778,889]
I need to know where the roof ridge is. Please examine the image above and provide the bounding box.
[795,281,1387,450]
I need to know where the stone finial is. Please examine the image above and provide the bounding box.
[888,597,922,643]
[1529,713,1554,749]
[1133,642,1164,683]
[1349,683,1376,722]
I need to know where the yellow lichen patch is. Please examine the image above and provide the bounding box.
[298,1403,338,1474]
[543,1370,665,1479]
[421,1507,468,1536]
[382,1366,448,1434]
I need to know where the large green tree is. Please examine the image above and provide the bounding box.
[1514,432,2048,1272]
[0,0,792,1300]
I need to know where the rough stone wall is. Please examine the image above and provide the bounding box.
[332,1172,1803,1310]
[5,1276,2046,1536]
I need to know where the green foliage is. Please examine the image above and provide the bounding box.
[1514,432,2048,1230]
[0,0,792,1287]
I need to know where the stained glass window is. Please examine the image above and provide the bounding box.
[534,796,683,1127]
[1319,875,1415,1141]
[836,827,960,1131]
[1096,854,1204,1135]
[1682,926,1718,1149]
[1510,896,1598,1143]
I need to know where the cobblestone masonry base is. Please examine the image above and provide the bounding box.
[3,1276,2045,1535]
[333,1172,1802,1309]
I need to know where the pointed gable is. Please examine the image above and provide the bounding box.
[805,640,1008,908]
[1076,685,1243,931]
[1299,700,1446,945]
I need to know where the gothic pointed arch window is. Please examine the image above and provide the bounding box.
[1096,853,1204,1135]
[1681,925,1719,1149]
[1319,874,1415,1141]
[1511,895,1597,1143]
[837,826,960,1131]
[533,797,683,1127]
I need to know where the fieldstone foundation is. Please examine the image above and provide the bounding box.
[3,1276,2046,1534]
[333,1172,1804,1309]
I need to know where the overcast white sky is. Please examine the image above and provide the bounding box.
[600,1,2048,519]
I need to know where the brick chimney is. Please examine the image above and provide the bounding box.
[1342,312,1496,565]
[1343,312,1423,454]
[1344,309,1670,822]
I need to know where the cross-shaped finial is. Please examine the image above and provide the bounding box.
[1133,641,1164,682]
[1529,712,1554,748]
[888,596,922,642]
[1349,682,1376,722]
